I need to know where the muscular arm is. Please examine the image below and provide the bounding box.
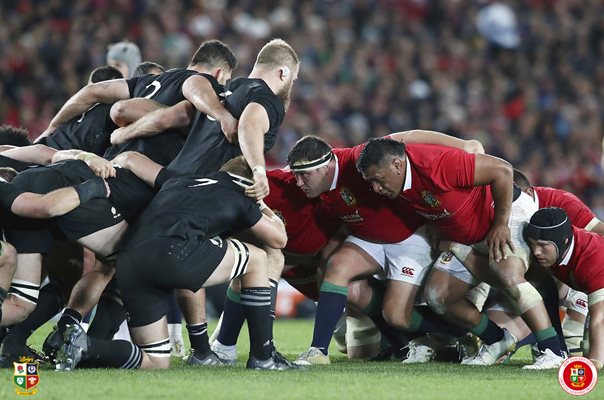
[51,150,116,179]
[10,181,108,218]
[588,299,604,369]
[182,75,238,142]
[390,130,484,154]
[110,98,166,127]
[473,154,514,262]
[239,103,270,200]
[110,151,164,188]
[110,101,194,145]
[0,144,57,165]
[43,79,130,136]
[249,204,288,249]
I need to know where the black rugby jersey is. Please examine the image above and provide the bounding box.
[167,77,285,175]
[122,171,262,247]
[40,103,116,156]
[105,70,222,165]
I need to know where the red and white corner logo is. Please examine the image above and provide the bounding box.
[558,356,598,396]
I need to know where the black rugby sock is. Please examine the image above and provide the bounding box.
[241,287,272,361]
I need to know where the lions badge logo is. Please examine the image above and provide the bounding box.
[421,191,441,208]
[339,187,357,206]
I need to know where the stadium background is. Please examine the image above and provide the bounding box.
[0,1,602,208]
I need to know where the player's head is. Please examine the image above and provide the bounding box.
[513,168,533,195]
[189,40,237,85]
[0,167,17,183]
[356,138,406,200]
[525,207,572,267]
[287,136,334,198]
[220,156,254,188]
[255,39,300,110]
[88,65,123,84]
[0,125,31,147]
[106,41,142,79]
[132,61,165,77]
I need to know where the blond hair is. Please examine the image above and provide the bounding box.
[255,38,300,69]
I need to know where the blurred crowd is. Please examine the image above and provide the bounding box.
[1,0,604,213]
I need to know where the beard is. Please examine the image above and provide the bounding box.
[277,79,293,111]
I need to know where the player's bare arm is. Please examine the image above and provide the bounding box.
[110,151,164,188]
[10,180,109,218]
[248,202,288,249]
[473,154,514,262]
[41,79,131,138]
[240,103,270,201]
[182,75,238,143]
[110,98,166,127]
[390,130,485,154]
[52,150,116,179]
[0,144,57,165]
[110,100,194,145]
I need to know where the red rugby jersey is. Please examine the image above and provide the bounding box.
[266,168,340,254]
[533,186,596,230]
[552,226,604,294]
[400,144,495,244]
[319,144,425,243]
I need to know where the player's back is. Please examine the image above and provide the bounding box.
[167,77,285,176]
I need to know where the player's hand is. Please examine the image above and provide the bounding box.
[86,155,116,179]
[220,115,239,144]
[110,127,128,145]
[464,139,485,154]
[34,126,56,143]
[245,172,269,201]
[486,223,514,263]
[103,180,111,198]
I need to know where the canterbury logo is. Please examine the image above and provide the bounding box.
[401,267,415,277]
[576,298,588,308]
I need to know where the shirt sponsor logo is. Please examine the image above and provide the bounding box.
[339,210,363,223]
[417,209,452,220]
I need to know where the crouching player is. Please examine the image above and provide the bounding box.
[55,159,296,371]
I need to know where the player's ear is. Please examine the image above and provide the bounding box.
[280,66,290,81]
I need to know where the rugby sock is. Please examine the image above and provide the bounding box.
[216,287,245,346]
[269,279,278,322]
[241,287,272,361]
[56,308,83,338]
[407,308,467,336]
[310,282,348,355]
[87,293,126,340]
[81,338,143,369]
[516,333,536,348]
[469,313,504,345]
[537,278,568,354]
[4,283,63,346]
[186,322,210,355]
[535,327,565,356]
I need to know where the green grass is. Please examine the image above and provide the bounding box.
[0,320,602,399]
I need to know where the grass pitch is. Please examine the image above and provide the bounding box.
[0,319,601,400]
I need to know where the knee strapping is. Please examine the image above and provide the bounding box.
[8,279,40,305]
[502,282,542,314]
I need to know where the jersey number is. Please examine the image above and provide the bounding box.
[143,81,162,99]
[188,178,218,188]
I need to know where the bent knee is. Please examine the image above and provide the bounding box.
[424,286,449,315]
[382,308,413,330]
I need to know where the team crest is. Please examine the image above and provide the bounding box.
[339,187,357,206]
[273,210,286,226]
[13,357,39,395]
[421,191,441,208]
[558,357,598,395]
[439,251,454,264]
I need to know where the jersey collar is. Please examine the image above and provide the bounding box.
[402,156,412,192]
[329,153,339,191]
[559,235,575,266]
